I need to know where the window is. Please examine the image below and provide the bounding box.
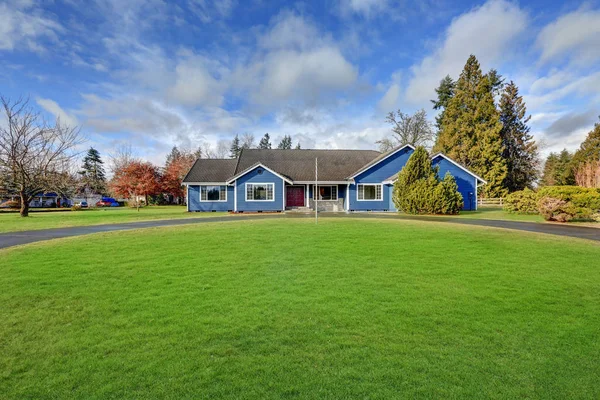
[246,183,274,201]
[313,185,338,201]
[357,184,382,201]
[200,185,227,202]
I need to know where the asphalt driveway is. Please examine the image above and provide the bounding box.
[0,213,598,250]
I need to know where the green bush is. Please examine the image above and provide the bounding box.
[537,186,600,209]
[393,147,463,215]
[434,173,464,214]
[503,188,539,214]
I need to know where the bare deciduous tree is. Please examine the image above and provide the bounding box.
[377,109,435,152]
[204,140,230,159]
[0,96,83,217]
[109,143,137,175]
[241,133,256,149]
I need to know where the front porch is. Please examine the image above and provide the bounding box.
[285,184,347,212]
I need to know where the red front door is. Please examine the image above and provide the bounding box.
[286,186,305,207]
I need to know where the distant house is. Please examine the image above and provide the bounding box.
[182,144,486,213]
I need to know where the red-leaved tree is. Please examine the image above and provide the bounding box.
[110,161,161,210]
[161,150,196,204]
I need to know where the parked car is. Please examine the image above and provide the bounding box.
[75,201,88,208]
[96,197,119,207]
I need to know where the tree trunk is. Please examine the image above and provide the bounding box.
[19,191,29,217]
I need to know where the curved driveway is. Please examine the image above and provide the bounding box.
[0,213,598,250]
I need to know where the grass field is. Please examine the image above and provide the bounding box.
[0,206,224,233]
[1,219,599,398]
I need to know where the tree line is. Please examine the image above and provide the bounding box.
[229,133,301,158]
[540,122,600,188]
[379,54,599,196]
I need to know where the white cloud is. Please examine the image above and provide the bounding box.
[166,54,227,107]
[536,7,600,65]
[525,70,600,110]
[404,0,527,105]
[253,47,357,105]
[237,12,358,107]
[0,2,63,52]
[187,0,236,23]
[338,0,390,18]
[377,83,400,112]
[36,97,79,127]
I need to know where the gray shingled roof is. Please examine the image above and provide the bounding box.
[182,158,238,183]
[235,149,381,182]
[183,148,381,183]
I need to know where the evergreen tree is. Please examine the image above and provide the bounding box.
[573,118,600,169]
[277,135,292,149]
[434,55,507,197]
[540,150,575,186]
[393,146,463,214]
[166,146,182,166]
[259,133,272,149]
[79,147,106,195]
[499,81,538,191]
[540,153,558,186]
[295,142,301,149]
[487,68,505,98]
[230,134,241,158]
[431,75,456,130]
[193,145,203,159]
[556,149,576,185]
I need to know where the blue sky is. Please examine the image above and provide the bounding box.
[1,0,599,164]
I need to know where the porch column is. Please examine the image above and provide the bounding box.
[234,180,237,212]
[305,184,309,207]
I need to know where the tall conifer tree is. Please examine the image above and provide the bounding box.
[434,55,507,197]
[230,135,241,158]
[499,81,538,191]
[431,75,456,130]
[259,133,272,149]
[79,147,106,195]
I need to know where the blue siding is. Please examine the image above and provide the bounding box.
[188,185,234,212]
[432,156,478,211]
[349,147,413,211]
[236,167,284,212]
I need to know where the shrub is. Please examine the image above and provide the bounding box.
[0,200,20,209]
[537,197,577,222]
[433,173,464,214]
[537,186,600,205]
[503,188,539,214]
[393,147,463,215]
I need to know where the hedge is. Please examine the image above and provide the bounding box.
[504,186,600,222]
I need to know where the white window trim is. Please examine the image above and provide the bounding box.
[356,183,383,201]
[199,185,228,202]
[313,184,338,201]
[245,182,275,202]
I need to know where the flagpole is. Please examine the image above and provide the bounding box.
[315,157,318,224]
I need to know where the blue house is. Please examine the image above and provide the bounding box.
[183,145,486,213]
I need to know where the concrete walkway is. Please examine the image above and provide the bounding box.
[0,213,598,250]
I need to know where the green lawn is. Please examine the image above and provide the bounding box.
[1,219,599,398]
[0,206,225,233]
[396,206,545,223]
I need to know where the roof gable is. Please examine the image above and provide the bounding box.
[430,153,487,184]
[226,162,293,184]
[348,144,415,179]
